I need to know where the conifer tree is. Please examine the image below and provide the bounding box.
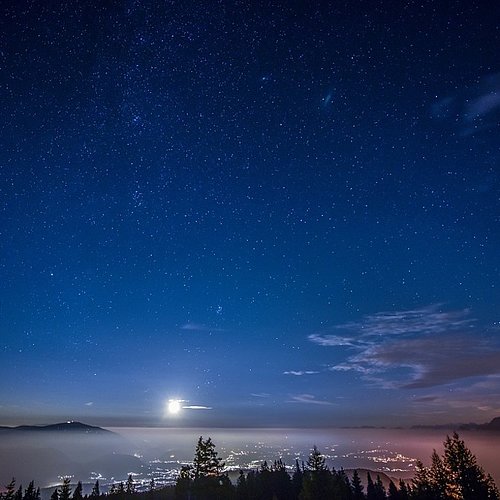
[50,488,59,500]
[175,465,193,500]
[374,475,387,500]
[236,471,248,500]
[387,481,398,500]
[411,460,436,500]
[428,449,448,499]
[334,468,354,500]
[300,446,332,499]
[367,472,376,500]
[292,459,304,499]
[24,481,37,500]
[193,436,224,478]
[90,480,100,498]
[398,480,409,500]
[411,433,500,500]
[351,470,365,500]
[258,460,272,499]
[72,481,83,500]
[244,470,258,499]
[271,459,293,499]
[5,478,17,500]
[59,478,71,500]
[177,436,233,499]
[126,475,135,495]
[306,446,327,471]
[444,432,497,500]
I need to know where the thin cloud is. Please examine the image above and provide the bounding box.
[180,323,224,332]
[329,363,378,375]
[337,304,473,337]
[410,381,500,418]
[251,393,271,398]
[431,72,500,135]
[182,405,212,410]
[311,305,500,389]
[309,305,473,348]
[355,335,500,389]
[466,92,500,121]
[464,73,500,122]
[308,334,363,347]
[283,370,319,376]
[288,394,334,405]
[412,396,439,403]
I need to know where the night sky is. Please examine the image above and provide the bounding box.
[1,1,499,428]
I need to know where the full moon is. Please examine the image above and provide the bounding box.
[167,399,182,415]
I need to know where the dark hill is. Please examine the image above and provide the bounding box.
[0,421,113,434]
[484,417,500,430]
[460,416,500,432]
[0,422,128,488]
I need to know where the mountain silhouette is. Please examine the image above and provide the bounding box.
[460,416,500,431]
[0,421,114,434]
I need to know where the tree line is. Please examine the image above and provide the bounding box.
[1,433,498,500]
[176,433,499,500]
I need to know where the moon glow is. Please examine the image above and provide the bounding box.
[168,399,182,415]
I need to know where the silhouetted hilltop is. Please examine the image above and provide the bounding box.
[0,421,114,434]
[487,417,500,429]
[460,416,500,431]
[410,416,500,432]
[0,422,129,487]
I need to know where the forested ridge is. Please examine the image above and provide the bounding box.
[1,433,497,500]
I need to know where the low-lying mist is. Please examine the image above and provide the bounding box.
[0,430,136,487]
[1,427,499,491]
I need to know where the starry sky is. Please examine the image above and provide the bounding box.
[1,1,499,428]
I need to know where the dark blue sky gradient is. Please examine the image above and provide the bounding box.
[1,1,499,427]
